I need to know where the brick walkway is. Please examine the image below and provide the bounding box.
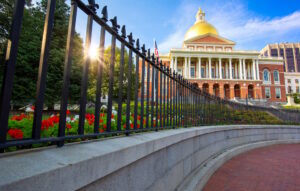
[203,144,300,191]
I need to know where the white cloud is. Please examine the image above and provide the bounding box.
[159,0,300,52]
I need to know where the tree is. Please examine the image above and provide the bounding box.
[0,0,84,109]
[87,46,137,103]
[0,0,32,67]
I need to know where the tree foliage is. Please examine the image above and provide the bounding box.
[87,46,137,102]
[0,0,84,108]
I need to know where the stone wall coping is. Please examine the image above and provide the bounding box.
[0,125,299,191]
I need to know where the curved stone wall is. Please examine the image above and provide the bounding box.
[0,125,300,191]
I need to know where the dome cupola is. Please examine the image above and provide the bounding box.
[184,7,218,42]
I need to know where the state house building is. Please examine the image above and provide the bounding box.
[158,8,287,103]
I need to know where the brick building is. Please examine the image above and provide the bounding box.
[141,7,287,103]
[260,43,300,94]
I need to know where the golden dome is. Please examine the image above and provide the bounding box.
[184,8,218,41]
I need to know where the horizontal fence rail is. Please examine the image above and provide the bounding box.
[0,0,299,151]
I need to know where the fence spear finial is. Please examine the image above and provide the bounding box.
[101,6,108,22]
[127,32,135,45]
[110,16,120,32]
[88,0,99,14]
[136,39,140,50]
[121,25,126,38]
[141,44,146,55]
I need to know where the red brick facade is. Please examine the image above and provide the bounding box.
[138,60,287,103]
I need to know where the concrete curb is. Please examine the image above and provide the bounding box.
[0,125,299,191]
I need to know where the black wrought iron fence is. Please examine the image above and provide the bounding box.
[0,0,299,151]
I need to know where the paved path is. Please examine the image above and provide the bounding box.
[203,144,300,191]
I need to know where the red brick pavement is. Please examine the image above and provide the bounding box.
[203,144,300,191]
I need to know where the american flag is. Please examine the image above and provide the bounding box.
[154,40,159,61]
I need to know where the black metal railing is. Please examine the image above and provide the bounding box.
[0,0,299,151]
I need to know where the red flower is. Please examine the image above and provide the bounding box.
[11,113,28,121]
[99,119,104,123]
[31,106,35,110]
[137,115,141,120]
[130,123,134,129]
[41,119,54,130]
[100,113,105,117]
[103,124,107,129]
[137,124,140,129]
[111,113,114,119]
[85,113,95,125]
[99,129,104,133]
[49,115,59,124]
[8,128,23,139]
[66,123,72,129]
[66,110,70,115]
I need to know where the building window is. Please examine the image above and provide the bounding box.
[296,79,299,84]
[286,48,295,72]
[263,69,270,82]
[201,67,205,78]
[275,88,281,99]
[265,87,271,99]
[190,66,195,78]
[212,68,215,78]
[271,49,278,57]
[273,70,279,84]
[288,86,292,93]
[288,79,291,84]
[296,86,300,93]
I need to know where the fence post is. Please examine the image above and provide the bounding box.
[0,0,26,148]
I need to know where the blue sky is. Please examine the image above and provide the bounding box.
[73,0,300,53]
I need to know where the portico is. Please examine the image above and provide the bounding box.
[170,54,260,81]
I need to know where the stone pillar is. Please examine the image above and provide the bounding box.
[239,59,243,80]
[188,57,191,78]
[252,59,256,80]
[225,61,228,79]
[219,58,222,79]
[198,57,201,79]
[184,57,187,77]
[256,59,260,80]
[243,59,246,80]
[229,58,232,79]
[206,61,208,78]
[209,57,212,79]
[174,57,177,72]
[170,57,173,70]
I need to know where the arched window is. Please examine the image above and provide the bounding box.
[263,69,270,82]
[273,70,279,83]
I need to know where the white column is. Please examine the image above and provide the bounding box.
[256,59,260,80]
[225,62,228,79]
[208,57,212,79]
[243,59,246,80]
[184,57,187,77]
[239,59,242,80]
[206,61,208,78]
[252,59,256,80]
[198,57,201,79]
[229,58,232,79]
[174,57,177,72]
[170,57,174,70]
[219,58,222,79]
[188,57,191,78]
